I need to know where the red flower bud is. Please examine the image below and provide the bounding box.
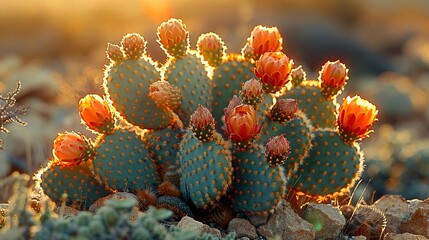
[265,134,291,166]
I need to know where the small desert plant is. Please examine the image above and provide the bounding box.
[0,81,29,150]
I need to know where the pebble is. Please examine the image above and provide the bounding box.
[301,202,346,239]
[373,195,408,233]
[257,199,315,240]
[177,216,222,238]
[227,218,258,239]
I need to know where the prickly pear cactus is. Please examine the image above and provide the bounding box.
[289,95,378,201]
[158,19,212,126]
[35,18,379,221]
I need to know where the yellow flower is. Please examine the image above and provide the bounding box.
[338,96,378,142]
[79,94,115,134]
[254,52,294,93]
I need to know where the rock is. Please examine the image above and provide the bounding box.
[301,202,346,239]
[88,192,141,222]
[401,200,429,238]
[177,216,222,238]
[89,192,139,212]
[257,199,315,240]
[227,218,258,239]
[406,199,423,219]
[353,236,367,240]
[236,238,250,240]
[385,232,429,240]
[247,213,269,227]
[373,195,408,233]
[54,206,80,218]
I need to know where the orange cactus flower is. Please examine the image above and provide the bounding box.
[338,96,378,142]
[254,52,294,93]
[265,134,291,166]
[52,132,94,166]
[79,94,115,135]
[319,60,349,99]
[157,18,189,57]
[224,104,262,147]
[243,25,283,59]
[270,98,298,123]
[190,104,215,141]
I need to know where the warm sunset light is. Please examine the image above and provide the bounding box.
[1,1,429,239]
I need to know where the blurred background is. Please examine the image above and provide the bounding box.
[1,0,428,202]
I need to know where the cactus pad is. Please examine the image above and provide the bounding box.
[291,129,364,199]
[164,53,211,126]
[229,144,286,214]
[282,81,337,129]
[105,58,172,130]
[38,162,112,210]
[179,131,232,208]
[92,127,160,191]
[260,111,313,177]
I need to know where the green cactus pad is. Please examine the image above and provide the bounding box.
[156,196,193,218]
[144,124,185,179]
[259,111,313,177]
[179,131,232,208]
[281,81,337,129]
[164,53,211,126]
[92,127,160,191]
[104,58,173,130]
[212,55,254,132]
[255,92,274,117]
[229,144,286,214]
[38,162,112,210]
[290,129,364,199]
